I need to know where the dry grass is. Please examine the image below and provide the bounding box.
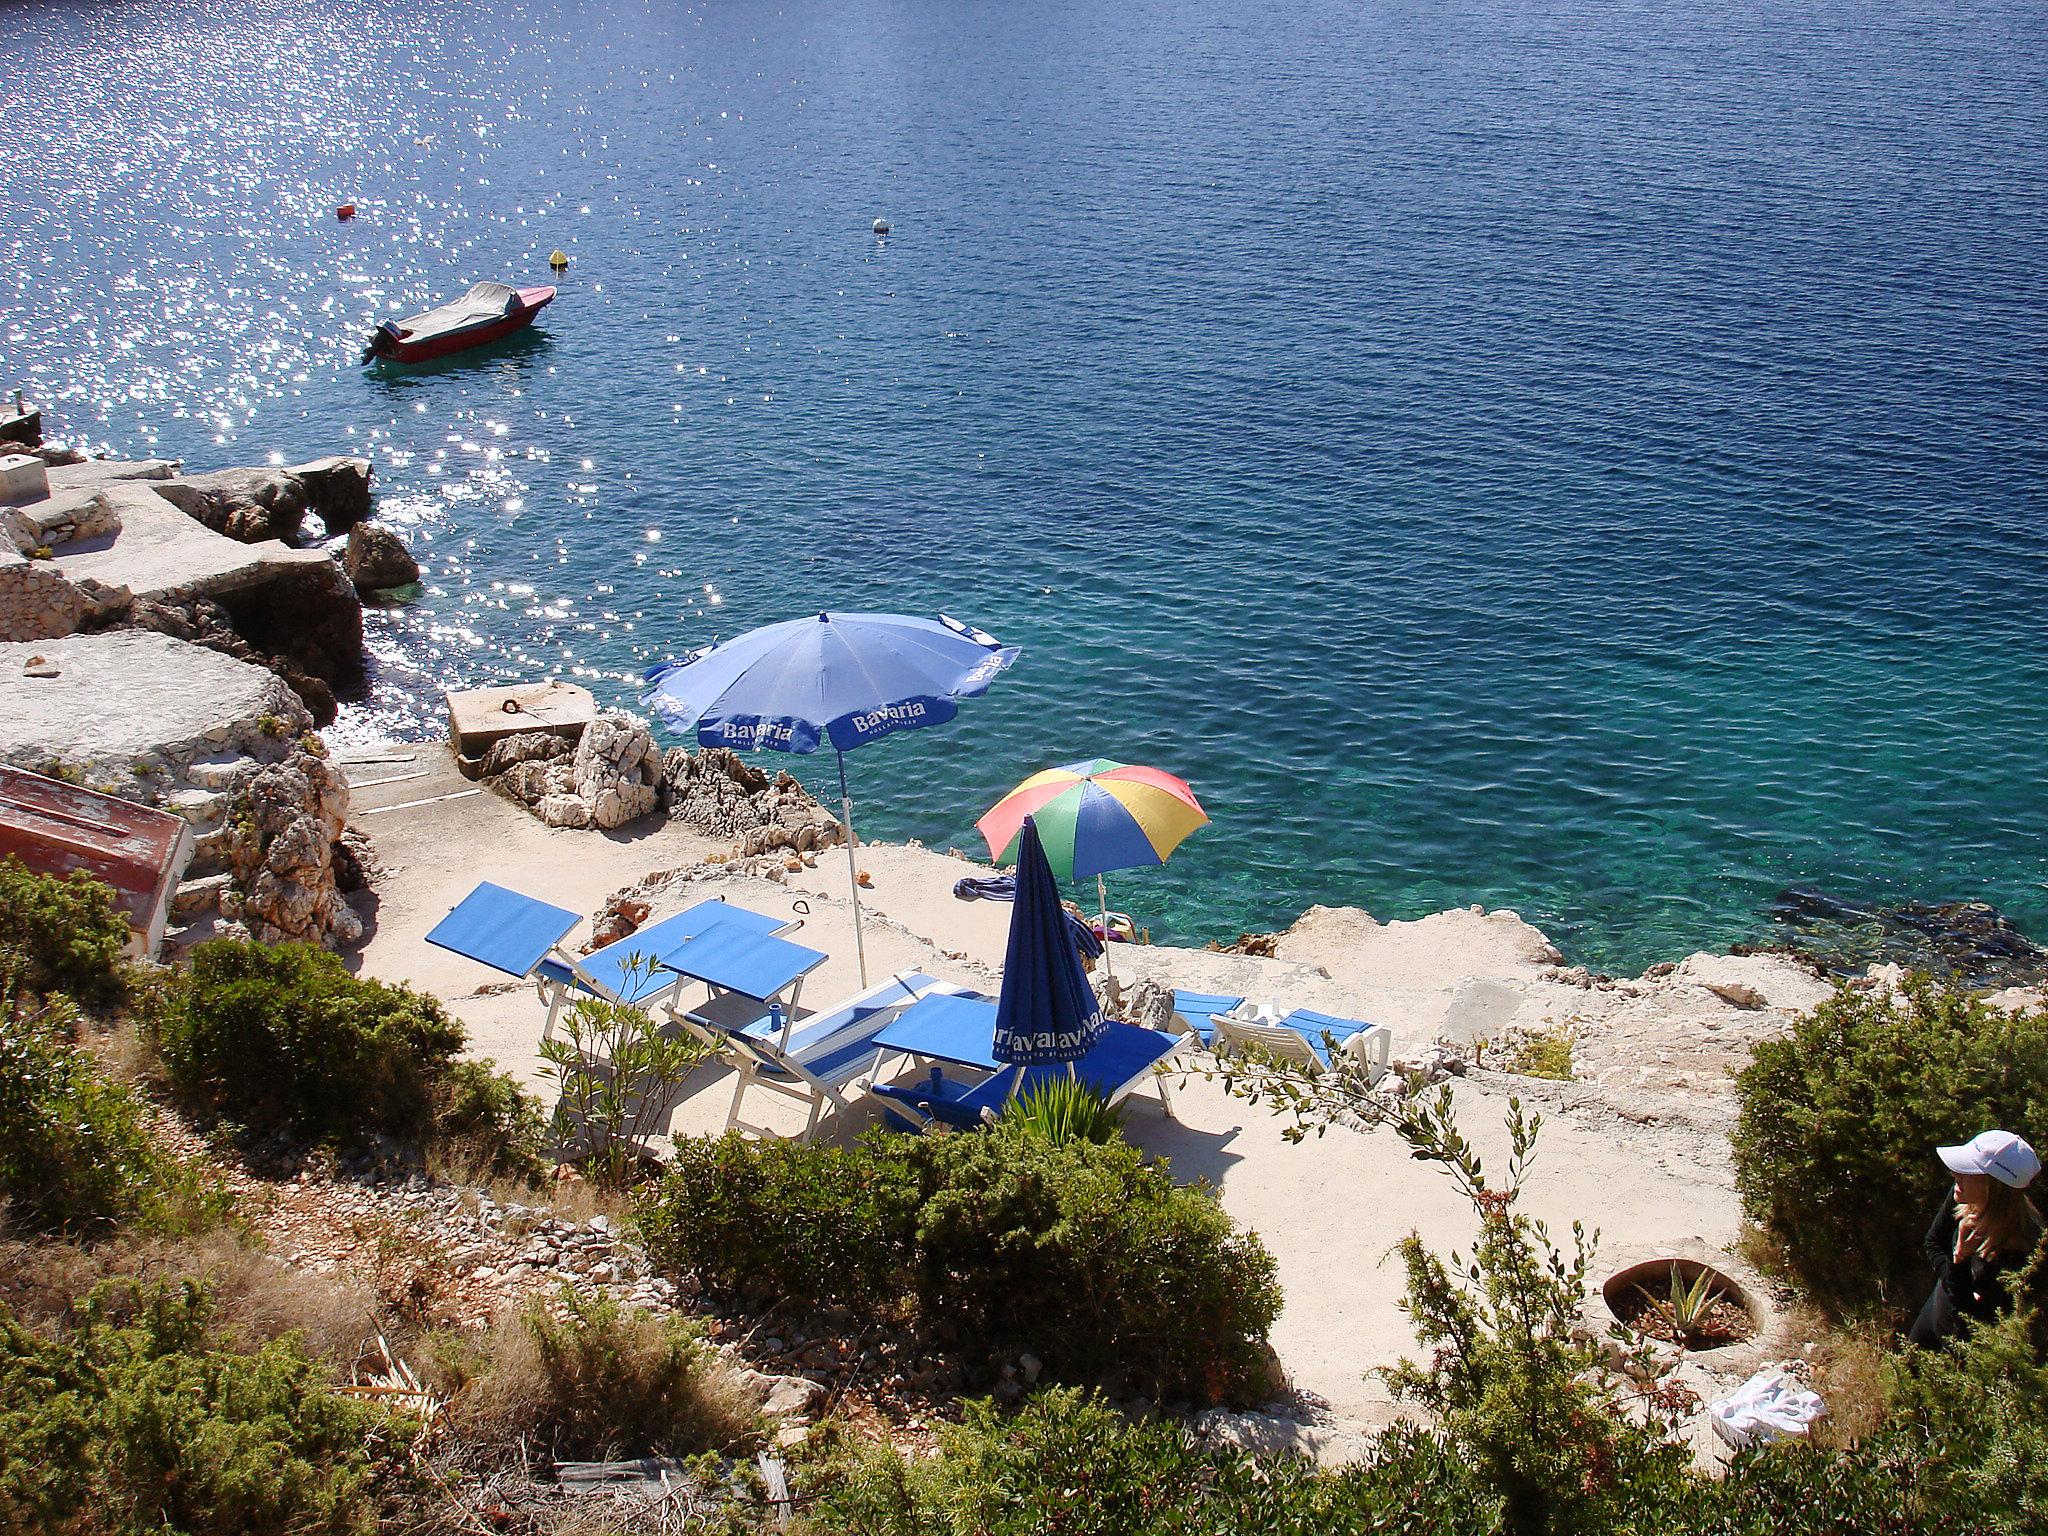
[1786,1306,1895,1449]
[0,1226,375,1365]
[345,1207,461,1332]
[439,1291,761,1464]
[538,1170,638,1230]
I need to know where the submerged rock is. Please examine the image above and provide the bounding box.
[1766,889,2048,989]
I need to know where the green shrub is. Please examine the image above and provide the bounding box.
[147,938,463,1144]
[1859,1249,2048,1530]
[638,1133,915,1311]
[446,1288,758,1462]
[1501,1027,1574,1081]
[0,856,131,1005]
[145,939,541,1167]
[434,1058,549,1184]
[641,1128,1280,1406]
[795,1108,2046,1536]
[0,1002,213,1235]
[0,1280,400,1535]
[1382,1090,1692,1536]
[903,1126,1280,1404]
[1732,976,2048,1309]
[540,983,716,1190]
[800,1369,2038,1536]
[1001,1075,1125,1144]
[802,1388,1509,1536]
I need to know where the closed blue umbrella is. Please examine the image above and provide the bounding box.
[642,610,1017,983]
[992,816,1107,1072]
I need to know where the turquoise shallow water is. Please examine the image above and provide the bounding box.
[4,0,2047,969]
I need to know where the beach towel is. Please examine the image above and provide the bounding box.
[1707,1369,1825,1449]
[950,874,1104,957]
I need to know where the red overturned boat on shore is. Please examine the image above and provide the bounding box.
[364,281,555,363]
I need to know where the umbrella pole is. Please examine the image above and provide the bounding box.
[1095,871,1113,987]
[837,750,870,986]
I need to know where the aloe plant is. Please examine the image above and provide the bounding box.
[1003,1075,1125,1145]
[1633,1263,1731,1346]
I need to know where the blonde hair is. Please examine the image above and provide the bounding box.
[1973,1178,2047,1260]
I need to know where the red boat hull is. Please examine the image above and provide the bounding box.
[371,285,555,363]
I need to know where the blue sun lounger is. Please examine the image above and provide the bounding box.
[866,995,1189,1131]
[1170,990,1245,1045]
[425,880,810,1039]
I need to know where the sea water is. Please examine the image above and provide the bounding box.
[3,0,2045,971]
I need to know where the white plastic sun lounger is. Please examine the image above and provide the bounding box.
[719,971,974,1144]
[1213,1005,1392,1085]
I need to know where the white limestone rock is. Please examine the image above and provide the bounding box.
[569,711,661,829]
[1668,953,1833,1014]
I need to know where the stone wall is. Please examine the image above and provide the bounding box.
[0,549,128,642]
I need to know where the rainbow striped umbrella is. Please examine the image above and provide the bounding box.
[976,761,1207,974]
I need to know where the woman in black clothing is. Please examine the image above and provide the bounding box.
[1907,1129,2045,1348]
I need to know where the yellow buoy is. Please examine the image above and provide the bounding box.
[549,249,569,269]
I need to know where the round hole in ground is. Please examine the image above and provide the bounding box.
[1603,1257,1760,1350]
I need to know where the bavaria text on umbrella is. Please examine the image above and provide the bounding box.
[991,815,1107,1069]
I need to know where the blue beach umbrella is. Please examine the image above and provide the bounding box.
[991,816,1107,1073]
[642,611,1018,983]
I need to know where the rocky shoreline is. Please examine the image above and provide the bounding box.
[10,413,2047,1000]
[0,410,427,948]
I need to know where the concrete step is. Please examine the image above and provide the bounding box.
[164,786,229,826]
[184,753,250,792]
[1,488,114,553]
[173,872,234,918]
[188,825,239,876]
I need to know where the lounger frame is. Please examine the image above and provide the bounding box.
[719,973,968,1144]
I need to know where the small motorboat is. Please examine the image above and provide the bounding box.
[364,281,555,363]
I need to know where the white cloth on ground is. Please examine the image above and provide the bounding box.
[1707,1369,1826,1448]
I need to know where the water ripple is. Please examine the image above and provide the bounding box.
[3,0,2046,968]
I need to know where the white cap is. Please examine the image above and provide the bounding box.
[1938,1130,2041,1189]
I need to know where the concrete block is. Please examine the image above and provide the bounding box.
[0,454,49,506]
[447,679,595,758]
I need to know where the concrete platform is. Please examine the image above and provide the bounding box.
[45,458,179,491]
[50,482,330,599]
[0,630,286,767]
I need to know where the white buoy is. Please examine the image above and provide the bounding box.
[872,217,891,236]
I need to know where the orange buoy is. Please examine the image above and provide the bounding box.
[336,203,356,220]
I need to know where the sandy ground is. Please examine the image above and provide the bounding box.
[349,744,1823,1439]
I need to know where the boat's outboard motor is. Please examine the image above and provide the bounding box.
[362,323,401,363]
